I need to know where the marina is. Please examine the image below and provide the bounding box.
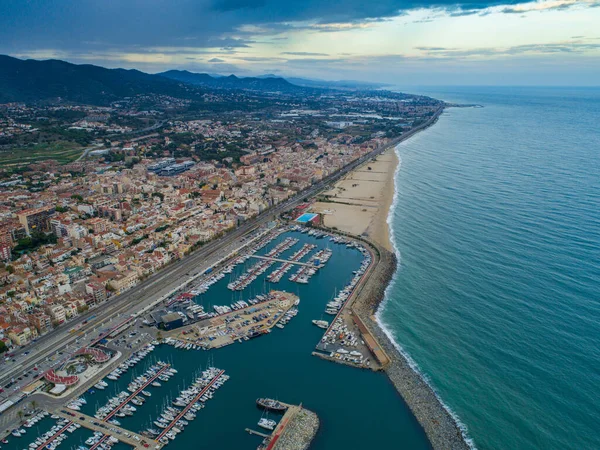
[1,228,430,450]
[266,243,316,283]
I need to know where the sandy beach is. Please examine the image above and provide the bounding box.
[312,147,398,251]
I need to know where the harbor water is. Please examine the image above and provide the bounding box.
[70,230,431,449]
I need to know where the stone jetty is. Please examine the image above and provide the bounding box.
[272,407,319,450]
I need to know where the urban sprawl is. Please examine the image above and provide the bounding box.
[0,90,440,353]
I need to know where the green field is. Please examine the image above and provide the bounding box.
[0,141,83,168]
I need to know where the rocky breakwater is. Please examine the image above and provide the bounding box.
[272,407,320,450]
[352,242,472,450]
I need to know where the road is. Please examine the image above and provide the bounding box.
[0,107,443,398]
[76,119,167,162]
[75,143,104,161]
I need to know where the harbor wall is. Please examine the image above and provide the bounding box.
[271,407,319,450]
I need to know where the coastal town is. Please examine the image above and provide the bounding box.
[0,90,441,354]
[0,76,471,450]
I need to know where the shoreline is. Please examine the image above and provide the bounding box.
[327,108,473,449]
[311,144,398,251]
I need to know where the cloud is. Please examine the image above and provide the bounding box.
[1,0,598,62]
[280,51,329,56]
[1,0,581,55]
[414,40,600,58]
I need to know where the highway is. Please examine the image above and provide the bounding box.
[0,107,443,398]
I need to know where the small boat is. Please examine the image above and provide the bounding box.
[312,319,329,329]
[256,398,287,412]
[141,390,152,397]
[258,418,276,431]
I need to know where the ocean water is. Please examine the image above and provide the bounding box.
[380,87,600,449]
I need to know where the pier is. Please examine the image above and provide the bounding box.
[89,434,110,450]
[54,410,158,449]
[103,363,171,422]
[246,428,271,438]
[34,419,74,450]
[169,291,298,349]
[265,403,298,449]
[249,402,319,450]
[157,369,225,440]
[250,255,314,267]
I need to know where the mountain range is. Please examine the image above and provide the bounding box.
[157,70,300,92]
[0,54,384,105]
[0,55,203,104]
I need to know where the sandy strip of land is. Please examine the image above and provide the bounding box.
[311,147,397,251]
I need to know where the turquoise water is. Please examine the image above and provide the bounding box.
[78,231,431,449]
[380,87,600,449]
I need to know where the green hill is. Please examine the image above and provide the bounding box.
[0,55,200,105]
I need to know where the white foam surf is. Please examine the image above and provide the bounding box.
[376,137,477,450]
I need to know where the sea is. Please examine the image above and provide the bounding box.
[379,86,600,449]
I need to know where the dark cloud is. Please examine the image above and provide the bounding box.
[0,0,552,55]
[208,0,521,24]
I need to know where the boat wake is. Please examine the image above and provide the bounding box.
[376,141,477,450]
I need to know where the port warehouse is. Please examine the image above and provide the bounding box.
[150,310,184,330]
[148,158,194,176]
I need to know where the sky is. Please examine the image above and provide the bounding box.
[1,0,599,85]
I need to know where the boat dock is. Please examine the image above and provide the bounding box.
[89,434,109,450]
[53,410,159,449]
[264,403,299,449]
[246,428,271,438]
[169,291,299,349]
[249,401,319,450]
[103,363,171,422]
[157,369,225,440]
[250,255,314,267]
[34,419,75,450]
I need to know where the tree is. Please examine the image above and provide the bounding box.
[0,340,7,354]
[30,400,37,412]
[156,331,164,342]
[17,410,23,422]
